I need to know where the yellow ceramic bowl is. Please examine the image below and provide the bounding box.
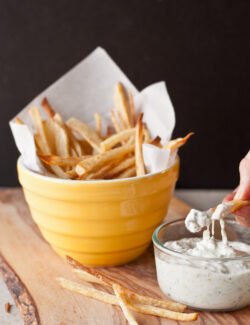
[17,157,179,266]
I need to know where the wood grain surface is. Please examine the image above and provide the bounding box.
[0,188,249,325]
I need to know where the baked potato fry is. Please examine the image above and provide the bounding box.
[66,117,102,153]
[85,162,116,180]
[113,284,139,325]
[100,128,136,151]
[75,143,134,176]
[135,114,145,176]
[104,156,135,178]
[94,112,102,137]
[38,154,85,167]
[164,132,194,152]
[115,166,136,178]
[150,136,162,147]
[110,109,121,133]
[113,82,131,129]
[15,117,24,124]
[42,97,55,118]
[129,92,136,127]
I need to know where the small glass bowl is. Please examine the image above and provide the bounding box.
[152,218,250,312]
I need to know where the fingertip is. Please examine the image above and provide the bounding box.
[223,192,235,203]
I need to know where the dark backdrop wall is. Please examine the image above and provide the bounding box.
[1,0,249,188]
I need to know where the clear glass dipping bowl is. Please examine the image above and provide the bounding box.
[153,218,250,312]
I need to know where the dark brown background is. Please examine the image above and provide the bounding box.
[1,0,249,187]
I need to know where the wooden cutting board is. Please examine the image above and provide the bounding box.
[0,188,249,325]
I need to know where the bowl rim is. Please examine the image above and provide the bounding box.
[18,155,179,184]
[152,218,250,262]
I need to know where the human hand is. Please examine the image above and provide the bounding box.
[223,151,250,227]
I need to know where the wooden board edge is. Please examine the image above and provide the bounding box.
[0,252,41,325]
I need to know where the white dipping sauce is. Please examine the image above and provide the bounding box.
[155,203,250,311]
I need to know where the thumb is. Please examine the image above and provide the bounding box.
[235,182,250,200]
[234,151,250,226]
[235,151,250,200]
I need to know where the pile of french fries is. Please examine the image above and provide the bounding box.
[57,257,198,323]
[16,83,193,180]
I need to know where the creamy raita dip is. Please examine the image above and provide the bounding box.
[155,202,250,311]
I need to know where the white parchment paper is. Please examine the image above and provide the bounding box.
[10,47,176,175]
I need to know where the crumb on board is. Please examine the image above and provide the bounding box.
[5,302,11,313]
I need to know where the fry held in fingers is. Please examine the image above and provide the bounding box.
[230,199,250,213]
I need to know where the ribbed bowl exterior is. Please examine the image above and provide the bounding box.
[17,158,179,266]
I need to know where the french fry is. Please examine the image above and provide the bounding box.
[104,156,135,178]
[57,278,118,305]
[29,108,69,178]
[94,113,102,137]
[38,154,84,167]
[79,139,93,155]
[66,168,78,179]
[129,92,136,127]
[85,162,116,180]
[110,109,121,133]
[44,118,70,157]
[150,136,162,147]
[57,278,198,322]
[113,82,131,129]
[100,128,136,152]
[29,107,52,154]
[15,117,24,124]
[68,257,186,312]
[52,113,81,157]
[113,284,139,325]
[127,301,198,322]
[163,132,194,152]
[66,117,102,153]
[73,269,105,285]
[54,123,71,157]
[135,114,145,176]
[115,166,136,178]
[53,112,64,124]
[230,199,250,213]
[106,125,113,137]
[68,133,83,157]
[142,123,151,143]
[75,144,134,176]
[41,97,55,118]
